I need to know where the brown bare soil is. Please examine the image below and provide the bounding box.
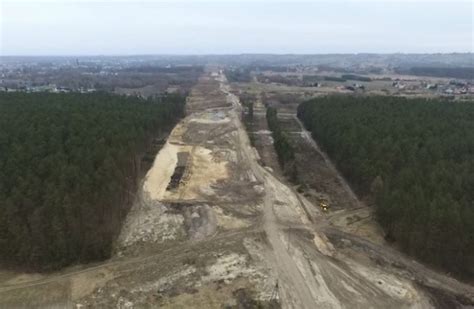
[1,70,472,309]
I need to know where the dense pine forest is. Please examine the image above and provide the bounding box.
[297,96,474,276]
[266,107,297,180]
[0,92,185,270]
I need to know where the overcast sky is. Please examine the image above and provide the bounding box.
[1,0,472,55]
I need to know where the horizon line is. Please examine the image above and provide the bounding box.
[1,52,473,58]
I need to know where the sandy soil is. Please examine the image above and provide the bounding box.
[143,144,228,202]
[327,207,386,245]
[1,69,473,309]
[166,146,228,200]
[213,206,252,230]
[142,142,186,200]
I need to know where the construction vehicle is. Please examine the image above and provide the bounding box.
[319,199,330,212]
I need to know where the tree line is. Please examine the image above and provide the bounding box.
[341,74,372,82]
[224,68,252,83]
[297,96,474,277]
[0,92,185,270]
[396,67,474,79]
[266,107,297,180]
[239,93,256,146]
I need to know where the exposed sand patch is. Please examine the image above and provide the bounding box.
[306,260,343,308]
[143,142,192,201]
[253,130,272,135]
[189,111,230,124]
[313,232,336,257]
[164,146,228,201]
[190,118,230,124]
[345,259,431,306]
[286,241,342,308]
[214,206,251,230]
[117,201,185,252]
[202,253,254,283]
[144,137,229,202]
[271,180,310,225]
[168,121,188,144]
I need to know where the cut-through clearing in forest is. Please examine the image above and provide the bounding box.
[1,71,473,309]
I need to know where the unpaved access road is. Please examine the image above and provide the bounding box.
[1,70,473,309]
[225,89,315,308]
[225,78,419,308]
[294,115,360,207]
[222,74,474,308]
[293,113,474,302]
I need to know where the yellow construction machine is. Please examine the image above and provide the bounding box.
[319,199,330,212]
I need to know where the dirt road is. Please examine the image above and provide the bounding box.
[293,113,474,303]
[224,77,416,308]
[222,74,474,308]
[1,70,473,309]
[224,86,315,308]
